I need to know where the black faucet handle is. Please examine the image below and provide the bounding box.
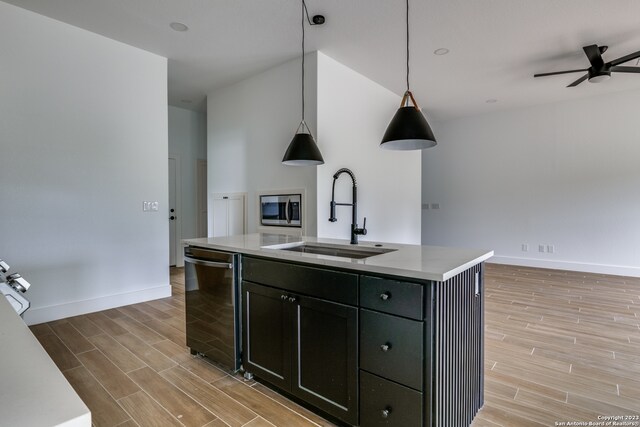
[354,217,367,236]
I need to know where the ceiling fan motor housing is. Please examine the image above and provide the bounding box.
[588,67,611,83]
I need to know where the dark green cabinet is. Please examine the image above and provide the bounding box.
[240,255,484,427]
[360,371,422,427]
[294,294,358,424]
[242,281,292,391]
[242,280,358,425]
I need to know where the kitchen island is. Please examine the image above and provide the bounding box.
[184,233,493,427]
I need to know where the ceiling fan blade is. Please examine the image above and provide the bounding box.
[567,74,588,87]
[583,44,605,69]
[611,65,640,73]
[610,50,640,66]
[534,69,588,77]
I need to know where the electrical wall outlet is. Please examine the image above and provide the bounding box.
[431,203,440,210]
[547,245,554,253]
[538,244,545,253]
[521,244,529,252]
[422,203,430,210]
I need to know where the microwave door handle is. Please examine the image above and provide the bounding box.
[286,199,291,223]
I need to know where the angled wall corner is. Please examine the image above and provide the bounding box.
[207,53,319,236]
[315,52,422,244]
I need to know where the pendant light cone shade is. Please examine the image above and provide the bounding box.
[381,105,436,150]
[381,0,437,151]
[282,0,324,166]
[282,130,324,165]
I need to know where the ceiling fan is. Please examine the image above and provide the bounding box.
[534,44,640,87]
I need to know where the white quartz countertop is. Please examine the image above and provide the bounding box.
[184,234,493,282]
[0,296,91,427]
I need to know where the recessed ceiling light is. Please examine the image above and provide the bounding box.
[170,22,188,32]
[433,48,450,56]
[181,99,192,104]
[485,99,498,104]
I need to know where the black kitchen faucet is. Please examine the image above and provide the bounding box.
[329,168,367,244]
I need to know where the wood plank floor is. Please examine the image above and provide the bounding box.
[29,264,640,426]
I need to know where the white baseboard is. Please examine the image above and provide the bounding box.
[489,255,640,278]
[23,284,172,326]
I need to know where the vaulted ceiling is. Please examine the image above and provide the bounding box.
[5,0,640,120]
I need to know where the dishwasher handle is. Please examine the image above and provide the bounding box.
[184,256,233,269]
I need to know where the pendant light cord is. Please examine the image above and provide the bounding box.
[300,0,321,126]
[406,0,410,93]
[301,0,305,123]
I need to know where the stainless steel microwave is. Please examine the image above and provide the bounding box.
[260,194,302,227]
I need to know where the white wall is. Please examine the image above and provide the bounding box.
[316,53,421,244]
[0,2,170,324]
[423,89,640,277]
[169,105,207,240]
[207,54,318,236]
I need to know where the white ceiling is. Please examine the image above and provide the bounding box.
[5,0,640,121]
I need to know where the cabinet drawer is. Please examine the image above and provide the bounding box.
[360,310,423,390]
[242,257,358,305]
[360,276,423,320]
[360,371,422,427]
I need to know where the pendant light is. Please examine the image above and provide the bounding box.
[380,0,437,150]
[282,0,324,166]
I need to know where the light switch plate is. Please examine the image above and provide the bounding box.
[142,201,159,212]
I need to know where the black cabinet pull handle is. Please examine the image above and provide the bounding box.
[380,292,391,301]
[380,343,391,352]
[381,407,392,418]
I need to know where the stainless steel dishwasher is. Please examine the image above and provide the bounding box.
[184,246,240,372]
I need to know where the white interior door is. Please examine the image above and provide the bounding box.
[168,158,177,266]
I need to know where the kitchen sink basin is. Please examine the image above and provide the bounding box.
[265,242,396,259]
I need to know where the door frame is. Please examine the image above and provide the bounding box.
[169,154,183,267]
[196,159,208,238]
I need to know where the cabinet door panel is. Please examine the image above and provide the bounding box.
[227,197,245,236]
[242,281,291,391]
[212,198,228,237]
[293,296,358,425]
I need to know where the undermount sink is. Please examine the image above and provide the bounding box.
[264,242,397,259]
